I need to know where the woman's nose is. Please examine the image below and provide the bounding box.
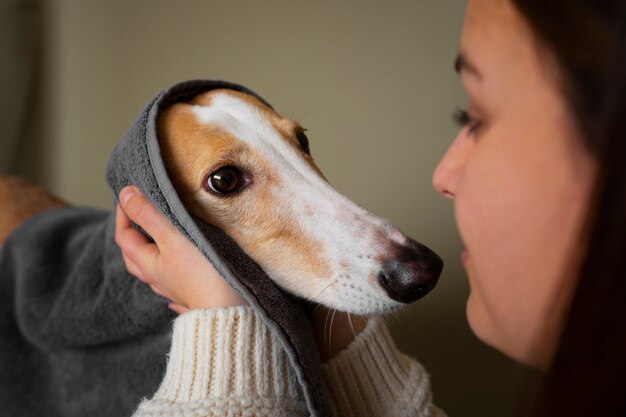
[432,132,471,199]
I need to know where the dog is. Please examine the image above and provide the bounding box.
[157,88,442,315]
[0,88,442,316]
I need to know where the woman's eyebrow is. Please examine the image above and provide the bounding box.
[454,53,483,80]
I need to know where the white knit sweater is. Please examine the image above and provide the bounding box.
[132,307,445,417]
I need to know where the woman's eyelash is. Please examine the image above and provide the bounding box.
[453,108,482,133]
[453,108,471,126]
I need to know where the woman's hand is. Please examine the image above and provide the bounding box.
[114,186,247,314]
[114,185,366,361]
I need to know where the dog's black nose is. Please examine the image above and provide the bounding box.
[377,240,443,304]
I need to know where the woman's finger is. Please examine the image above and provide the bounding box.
[119,186,177,244]
[168,303,191,315]
[115,203,160,275]
[150,284,167,298]
[115,203,154,250]
[121,252,145,282]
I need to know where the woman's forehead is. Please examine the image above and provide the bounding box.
[461,0,526,53]
[459,0,540,85]
[465,0,516,20]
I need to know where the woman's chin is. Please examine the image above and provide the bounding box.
[466,293,549,369]
[465,293,507,356]
[465,292,488,342]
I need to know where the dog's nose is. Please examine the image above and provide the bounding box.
[377,240,443,304]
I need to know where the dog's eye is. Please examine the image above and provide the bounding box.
[296,131,310,155]
[206,166,245,196]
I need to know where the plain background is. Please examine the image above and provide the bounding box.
[6,0,528,415]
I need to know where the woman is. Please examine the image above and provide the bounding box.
[115,0,626,415]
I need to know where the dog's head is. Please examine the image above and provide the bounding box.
[157,89,442,315]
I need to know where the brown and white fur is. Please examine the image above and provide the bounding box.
[0,89,441,316]
[157,89,442,316]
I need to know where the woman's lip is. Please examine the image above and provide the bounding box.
[461,249,469,263]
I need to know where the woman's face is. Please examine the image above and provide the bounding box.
[433,0,597,369]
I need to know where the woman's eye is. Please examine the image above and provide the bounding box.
[453,108,482,135]
[206,166,245,196]
[296,130,311,155]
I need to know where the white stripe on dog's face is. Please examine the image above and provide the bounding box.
[159,90,433,315]
[192,93,314,178]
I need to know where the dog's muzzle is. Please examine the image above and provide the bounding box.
[377,239,443,303]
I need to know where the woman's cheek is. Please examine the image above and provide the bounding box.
[453,148,531,351]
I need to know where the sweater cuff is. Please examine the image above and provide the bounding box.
[139,306,307,414]
[321,317,442,417]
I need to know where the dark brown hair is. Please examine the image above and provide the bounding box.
[510,0,626,415]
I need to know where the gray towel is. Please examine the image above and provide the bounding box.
[0,80,329,417]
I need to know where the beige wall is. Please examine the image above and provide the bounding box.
[17,1,526,415]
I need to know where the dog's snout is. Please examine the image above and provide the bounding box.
[377,240,443,304]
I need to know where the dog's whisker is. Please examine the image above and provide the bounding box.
[311,301,325,315]
[315,281,335,299]
[288,99,307,123]
[348,312,357,338]
[310,281,335,314]
[328,309,337,359]
[323,307,330,344]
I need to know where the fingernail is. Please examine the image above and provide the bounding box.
[120,186,137,207]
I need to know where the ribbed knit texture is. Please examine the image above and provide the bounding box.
[133,307,307,416]
[321,318,446,417]
[132,307,445,417]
